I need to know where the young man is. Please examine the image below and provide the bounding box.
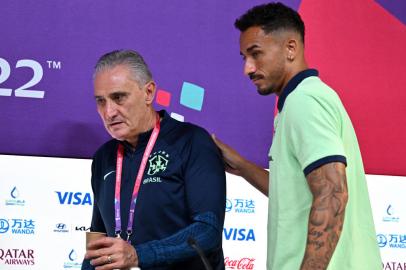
[213,3,382,269]
[83,50,226,270]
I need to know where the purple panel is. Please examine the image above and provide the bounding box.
[0,0,301,168]
[375,0,406,25]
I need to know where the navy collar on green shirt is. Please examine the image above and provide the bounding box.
[277,69,319,112]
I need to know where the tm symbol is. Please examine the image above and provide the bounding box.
[46,60,62,70]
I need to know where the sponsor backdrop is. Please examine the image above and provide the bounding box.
[1,0,406,269]
[0,0,405,175]
[0,154,267,269]
[1,154,405,269]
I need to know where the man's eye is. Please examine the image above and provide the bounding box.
[95,98,105,106]
[112,94,125,103]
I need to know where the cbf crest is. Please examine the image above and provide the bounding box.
[147,150,169,175]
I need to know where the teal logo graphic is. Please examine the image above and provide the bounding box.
[180,82,204,111]
[147,151,169,175]
[155,81,205,122]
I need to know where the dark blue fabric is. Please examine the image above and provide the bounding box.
[136,212,222,268]
[277,69,319,112]
[303,155,347,176]
[82,110,226,270]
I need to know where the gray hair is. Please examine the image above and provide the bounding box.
[94,49,153,86]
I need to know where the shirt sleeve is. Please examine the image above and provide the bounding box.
[135,212,221,268]
[183,127,226,229]
[284,92,347,176]
[135,127,226,268]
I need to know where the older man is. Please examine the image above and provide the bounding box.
[82,50,226,270]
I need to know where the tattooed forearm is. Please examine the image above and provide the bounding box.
[308,228,324,250]
[300,162,348,270]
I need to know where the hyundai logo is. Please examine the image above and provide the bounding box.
[56,223,67,230]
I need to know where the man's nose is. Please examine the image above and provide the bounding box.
[105,100,117,118]
[244,59,256,76]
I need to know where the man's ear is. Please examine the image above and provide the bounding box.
[145,81,156,105]
[285,37,299,62]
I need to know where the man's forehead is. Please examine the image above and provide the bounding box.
[94,75,132,95]
[95,64,131,79]
[240,28,270,49]
[239,27,288,52]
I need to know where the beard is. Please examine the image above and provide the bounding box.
[255,66,286,96]
[257,85,274,96]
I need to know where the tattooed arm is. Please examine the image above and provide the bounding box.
[300,162,348,270]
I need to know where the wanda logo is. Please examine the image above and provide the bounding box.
[224,257,255,269]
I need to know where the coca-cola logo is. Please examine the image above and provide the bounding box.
[224,257,255,269]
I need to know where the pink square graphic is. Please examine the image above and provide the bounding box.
[156,89,171,107]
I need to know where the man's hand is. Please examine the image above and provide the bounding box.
[211,134,247,176]
[300,162,348,270]
[212,134,269,196]
[85,237,138,270]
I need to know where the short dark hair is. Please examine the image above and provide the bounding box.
[235,2,305,44]
[94,49,152,87]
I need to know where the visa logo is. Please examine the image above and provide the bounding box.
[223,228,255,241]
[55,192,92,205]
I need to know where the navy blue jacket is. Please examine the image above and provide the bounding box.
[82,110,226,270]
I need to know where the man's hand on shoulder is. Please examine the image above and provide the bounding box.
[212,134,269,196]
[211,134,247,176]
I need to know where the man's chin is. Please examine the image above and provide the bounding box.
[257,86,273,96]
[108,131,126,142]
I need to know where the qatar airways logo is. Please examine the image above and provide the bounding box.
[224,257,255,269]
[0,248,35,266]
[382,261,406,270]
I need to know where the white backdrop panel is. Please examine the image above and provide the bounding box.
[0,155,404,269]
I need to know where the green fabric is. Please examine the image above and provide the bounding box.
[267,76,381,269]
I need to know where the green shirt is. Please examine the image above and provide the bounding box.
[267,69,381,269]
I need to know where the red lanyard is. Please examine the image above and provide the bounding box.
[114,114,160,241]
